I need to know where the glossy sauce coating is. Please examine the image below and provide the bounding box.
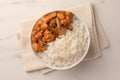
[31,11,74,52]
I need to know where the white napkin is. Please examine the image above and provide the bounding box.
[17,3,110,74]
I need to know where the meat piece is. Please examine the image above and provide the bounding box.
[40,22,48,30]
[34,31,43,39]
[31,34,37,43]
[49,19,56,28]
[60,15,73,26]
[66,15,72,23]
[59,27,67,35]
[65,11,74,23]
[60,11,74,26]
[57,12,65,20]
[43,34,55,42]
[65,11,74,19]
[43,12,57,23]
[42,29,55,42]
[38,37,43,43]
[33,43,39,52]
[33,42,48,52]
[67,24,73,31]
[43,29,51,35]
[33,20,43,31]
[34,20,48,31]
[31,31,43,43]
[60,19,69,26]
[38,42,48,52]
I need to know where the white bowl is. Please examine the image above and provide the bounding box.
[31,10,90,70]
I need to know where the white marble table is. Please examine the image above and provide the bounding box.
[0,0,120,80]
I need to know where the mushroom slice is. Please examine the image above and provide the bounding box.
[56,17,61,29]
[51,27,59,38]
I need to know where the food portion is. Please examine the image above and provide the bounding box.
[31,11,89,68]
[39,17,89,67]
[31,11,74,52]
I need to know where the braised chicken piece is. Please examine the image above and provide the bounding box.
[33,42,48,52]
[34,31,43,39]
[42,29,55,42]
[40,22,48,30]
[60,19,69,26]
[33,20,43,31]
[60,11,74,26]
[31,34,37,43]
[56,17,61,29]
[31,30,43,43]
[38,42,48,52]
[38,35,43,43]
[33,20,48,31]
[32,11,74,52]
[65,11,74,19]
[49,19,56,28]
[33,43,39,52]
[57,12,65,20]
[43,12,57,23]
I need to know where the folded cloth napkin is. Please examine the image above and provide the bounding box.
[17,3,110,74]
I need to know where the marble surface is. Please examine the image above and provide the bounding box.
[0,0,120,80]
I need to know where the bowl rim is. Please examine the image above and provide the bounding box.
[31,10,90,70]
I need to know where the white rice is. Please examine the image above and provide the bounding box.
[38,17,89,68]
